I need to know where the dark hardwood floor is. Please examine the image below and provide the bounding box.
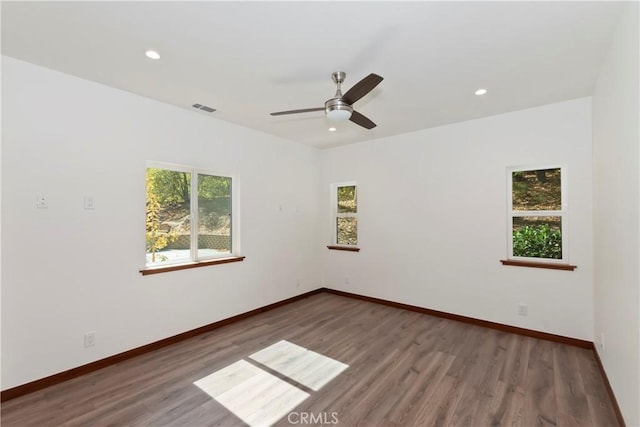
[1,293,619,426]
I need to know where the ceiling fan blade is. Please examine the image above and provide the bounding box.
[350,110,376,129]
[270,107,324,116]
[341,73,383,105]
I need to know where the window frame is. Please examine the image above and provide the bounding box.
[506,164,568,264]
[330,181,358,248]
[144,161,240,270]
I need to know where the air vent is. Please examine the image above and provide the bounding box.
[192,103,216,113]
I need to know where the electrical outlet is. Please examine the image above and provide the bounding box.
[84,331,96,348]
[36,195,48,209]
[518,304,528,316]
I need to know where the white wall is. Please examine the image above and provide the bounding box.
[320,98,594,340]
[1,56,322,389]
[592,2,640,425]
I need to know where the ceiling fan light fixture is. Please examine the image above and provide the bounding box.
[325,98,353,122]
[326,108,352,121]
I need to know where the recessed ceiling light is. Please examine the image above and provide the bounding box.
[145,50,161,60]
[328,127,337,132]
[475,88,487,96]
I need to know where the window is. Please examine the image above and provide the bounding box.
[331,182,358,247]
[145,163,239,269]
[507,165,567,263]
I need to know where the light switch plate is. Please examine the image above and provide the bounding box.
[83,196,95,210]
[36,195,48,209]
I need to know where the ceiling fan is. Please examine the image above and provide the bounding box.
[270,71,383,129]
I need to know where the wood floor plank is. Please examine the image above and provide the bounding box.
[489,335,529,425]
[410,373,465,426]
[521,339,558,426]
[1,293,619,426]
[574,347,621,426]
[553,344,592,426]
[387,351,456,425]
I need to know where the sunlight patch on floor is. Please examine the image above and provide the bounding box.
[249,340,349,391]
[194,359,309,426]
[194,340,349,426]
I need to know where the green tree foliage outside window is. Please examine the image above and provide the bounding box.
[513,224,562,259]
[145,169,181,262]
[149,169,191,206]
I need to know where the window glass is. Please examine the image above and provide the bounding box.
[508,166,565,261]
[512,216,562,259]
[197,174,232,257]
[332,183,358,246]
[337,185,357,213]
[337,218,357,245]
[146,168,191,265]
[512,168,561,211]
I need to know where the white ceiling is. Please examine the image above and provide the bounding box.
[1,1,624,148]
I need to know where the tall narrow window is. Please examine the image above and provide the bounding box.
[145,163,236,267]
[507,166,567,262]
[332,183,358,246]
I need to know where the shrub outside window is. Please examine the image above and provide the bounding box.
[507,165,567,262]
[146,163,237,267]
[332,183,358,246]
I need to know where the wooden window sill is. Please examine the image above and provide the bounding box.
[327,245,360,252]
[500,259,576,271]
[140,256,245,275]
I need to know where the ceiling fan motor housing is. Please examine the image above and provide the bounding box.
[325,98,353,121]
